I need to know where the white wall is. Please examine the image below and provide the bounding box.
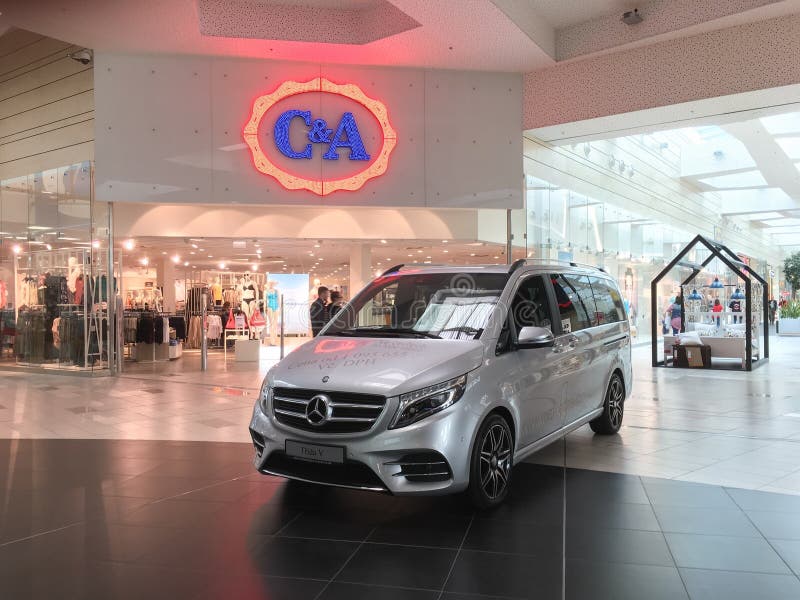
[94,54,523,210]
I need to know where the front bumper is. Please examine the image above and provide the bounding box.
[248,396,480,495]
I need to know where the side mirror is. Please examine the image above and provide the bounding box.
[517,326,555,349]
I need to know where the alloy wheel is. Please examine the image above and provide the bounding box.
[479,423,512,500]
[608,376,624,429]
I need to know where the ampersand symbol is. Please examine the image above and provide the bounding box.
[308,119,333,144]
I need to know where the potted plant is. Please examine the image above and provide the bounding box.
[779,300,800,335]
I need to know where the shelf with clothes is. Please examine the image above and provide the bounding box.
[122,310,184,362]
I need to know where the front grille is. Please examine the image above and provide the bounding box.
[386,451,453,483]
[272,387,387,433]
[261,451,387,491]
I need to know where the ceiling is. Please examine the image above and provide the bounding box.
[628,111,800,251]
[1,0,795,71]
[121,236,511,288]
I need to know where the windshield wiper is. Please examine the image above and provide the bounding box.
[438,326,483,338]
[344,327,441,339]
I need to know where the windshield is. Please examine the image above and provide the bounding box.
[323,272,509,340]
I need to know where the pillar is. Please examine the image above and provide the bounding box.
[157,257,176,313]
[349,244,372,299]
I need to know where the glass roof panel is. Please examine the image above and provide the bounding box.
[760,112,800,135]
[698,170,767,188]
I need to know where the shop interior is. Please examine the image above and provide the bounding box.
[115,236,518,368]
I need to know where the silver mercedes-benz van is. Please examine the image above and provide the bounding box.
[250,260,632,507]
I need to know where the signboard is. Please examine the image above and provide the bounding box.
[269,273,311,335]
[243,79,396,196]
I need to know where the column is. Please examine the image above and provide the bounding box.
[349,244,372,298]
[157,257,176,313]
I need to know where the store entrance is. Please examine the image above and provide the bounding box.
[118,236,514,374]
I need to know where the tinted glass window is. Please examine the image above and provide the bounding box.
[589,276,626,324]
[511,276,554,330]
[549,273,596,332]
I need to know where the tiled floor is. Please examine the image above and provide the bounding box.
[2,336,800,494]
[2,439,800,600]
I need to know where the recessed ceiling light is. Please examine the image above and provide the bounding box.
[184,261,189,266]
[140,257,149,266]
[443,250,449,253]
[190,251,195,255]
[12,244,21,254]
[191,243,198,249]
[92,240,101,249]
[442,240,448,243]
[171,254,180,264]
[219,262,226,269]
[123,239,135,251]
[470,253,475,257]
[161,251,167,255]
[380,239,387,244]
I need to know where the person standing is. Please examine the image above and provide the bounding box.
[712,298,723,328]
[310,286,330,337]
[769,298,778,325]
[329,290,346,321]
[729,292,743,324]
[665,295,683,335]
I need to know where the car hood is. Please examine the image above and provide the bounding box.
[269,335,485,397]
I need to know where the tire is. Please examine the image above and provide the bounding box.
[590,373,625,434]
[468,414,514,509]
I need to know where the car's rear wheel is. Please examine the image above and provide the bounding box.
[590,373,625,434]
[468,414,513,509]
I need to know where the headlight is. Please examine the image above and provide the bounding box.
[258,380,272,413]
[389,374,467,429]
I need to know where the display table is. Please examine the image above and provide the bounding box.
[672,344,711,369]
[224,329,250,360]
[235,339,260,362]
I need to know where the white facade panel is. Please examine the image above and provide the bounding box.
[94,53,523,209]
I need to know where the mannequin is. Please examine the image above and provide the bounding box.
[240,273,258,320]
[132,290,143,309]
[67,256,82,296]
[265,280,280,345]
[211,276,223,306]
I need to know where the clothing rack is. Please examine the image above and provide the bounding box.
[122,310,184,362]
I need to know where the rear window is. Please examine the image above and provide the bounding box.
[549,273,596,332]
[589,276,626,324]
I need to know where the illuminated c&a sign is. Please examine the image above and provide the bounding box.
[242,78,396,196]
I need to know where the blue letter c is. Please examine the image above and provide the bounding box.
[274,110,312,159]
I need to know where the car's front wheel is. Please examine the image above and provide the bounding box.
[590,373,625,434]
[468,414,513,509]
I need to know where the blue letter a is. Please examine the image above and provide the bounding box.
[323,112,370,161]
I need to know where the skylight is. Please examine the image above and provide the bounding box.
[776,138,800,160]
[760,112,800,135]
[698,170,767,189]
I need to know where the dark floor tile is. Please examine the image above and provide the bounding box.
[444,549,562,599]
[566,559,688,600]
[249,537,358,579]
[772,539,800,575]
[118,498,227,528]
[192,575,325,600]
[653,505,760,537]
[1,560,208,600]
[566,500,660,532]
[212,502,301,536]
[281,509,383,542]
[442,595,520,600]
[319,582,439,600]
[173,479,279,503]
[464,518,562,555]
[747,510,800,540]
[368,514,472,548]
[567,527,674,567]
[727,488,800,513]
[642,480,738,509]
[680,568,800,600]
[665,533,792,574]
[336,543,455,590]
[567,470,650,505]
[102,474,223,500]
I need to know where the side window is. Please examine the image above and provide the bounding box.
[497,275,553,353]
[589,276,626,324]
[549,273,596,332]
[511,275,554,331]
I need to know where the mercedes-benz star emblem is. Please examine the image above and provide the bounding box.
[306,394,331,426]
[322,376,330,383]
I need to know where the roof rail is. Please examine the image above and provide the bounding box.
[381,264,404,276]
[508,259,526,274]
